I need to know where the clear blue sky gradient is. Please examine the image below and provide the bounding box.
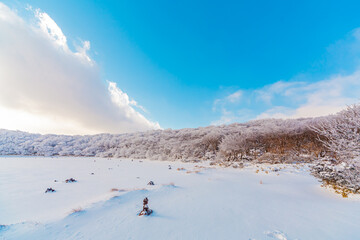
[4,0,360,129]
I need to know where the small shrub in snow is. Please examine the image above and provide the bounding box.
[65,178,77,183]
[139,197,152,216]
[45,188,55,193]
[71,207,83,213]
[147,181,155,185]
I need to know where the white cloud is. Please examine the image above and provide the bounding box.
[212,90,243,113]
[212,68,360,125]
[0,3,160,135]
[210,108,253,126]
[35,8,68,50]
[75,40,92,63]
[210,109,233,125]
[227,90,242,103]
[108,82,151,117]
[254,81,304,105]
[256,71,360,120]
[211,27,360,125]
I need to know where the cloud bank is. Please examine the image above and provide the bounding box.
[0,3,160,135]
[255,71,360,119]
[212,71,360,125]
[211,28,360,126]
[212,72,360,125]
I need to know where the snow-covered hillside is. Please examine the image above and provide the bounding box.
[0,157,359,240]
[0,117,322,162]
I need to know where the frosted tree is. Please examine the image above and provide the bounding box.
[218,132,253,161]
[312,104,360,163]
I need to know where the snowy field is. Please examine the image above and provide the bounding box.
[0,157,359,240]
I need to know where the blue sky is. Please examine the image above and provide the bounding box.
[1,0,360,134]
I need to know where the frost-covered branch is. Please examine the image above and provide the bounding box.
[311,104,360,163]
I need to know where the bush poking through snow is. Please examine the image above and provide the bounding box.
[147,181,155,186]
[45,188,55,193]
[71,207,84,213]
[311,161,360,196]
[139,197,153,216]
[65,178,77,183]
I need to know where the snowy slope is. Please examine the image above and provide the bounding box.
[0,157,359,240]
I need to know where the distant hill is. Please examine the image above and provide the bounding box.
[0,117,325,163]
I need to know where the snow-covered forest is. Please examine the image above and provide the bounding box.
[1,104,359,165]
[0,117,321,161]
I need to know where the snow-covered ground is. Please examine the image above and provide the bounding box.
[0,157,359,240]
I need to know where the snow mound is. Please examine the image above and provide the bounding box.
[265,230,288,240]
